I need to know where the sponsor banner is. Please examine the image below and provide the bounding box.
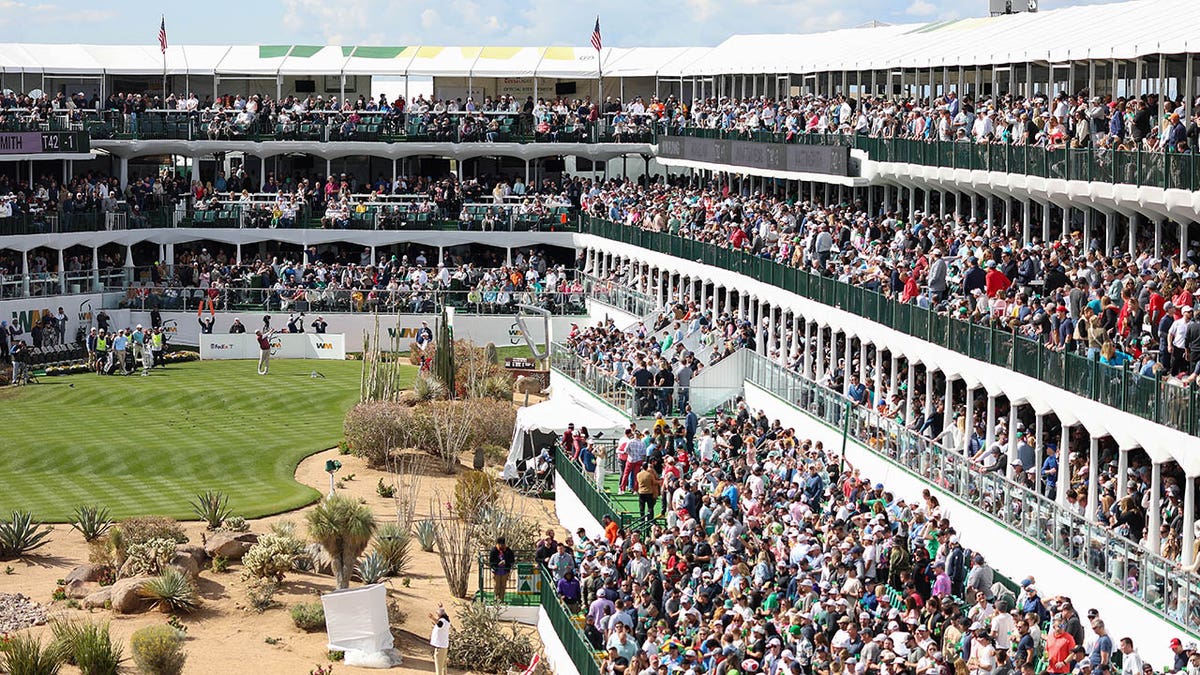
[656,136,851,176]
[199,333,345,360]
[133,311,576,352]
[0,293,105,346]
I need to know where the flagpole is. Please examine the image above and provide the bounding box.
[160,15,167,99]
[595,16,603,137]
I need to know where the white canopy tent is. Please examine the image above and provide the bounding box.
[504,392,628,481]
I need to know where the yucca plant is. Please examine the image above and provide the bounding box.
[411,373,448,402]
[0,632,62,675]
[414,519,437,552]
[355,551,390,585]
[188,491,231,530]
[70,505,112,543]
[50,618,124,675]
[372,523,412,577]
[138,568,200,614]
[0,510,53,560]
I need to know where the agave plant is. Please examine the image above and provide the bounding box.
[355,551,390,585]
[138,568,200,614]
[414,519,437,552]
[0,511,53,560]
[71,505,113,543]
[189,491,231,530]
[372,523,412,577]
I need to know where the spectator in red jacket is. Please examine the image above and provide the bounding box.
[985,260,1013,298]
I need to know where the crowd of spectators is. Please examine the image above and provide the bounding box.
[578,176,1200,385]
[121,243,582,315]
[548,404,1196,675]
[676,91,1200,153]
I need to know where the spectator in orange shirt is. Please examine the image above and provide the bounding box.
[602,514,619,545]
[1045,621,1078,674]
[984,260,1012,298]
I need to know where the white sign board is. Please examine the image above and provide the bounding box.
[0,293,105,345]
[199,333,346,360]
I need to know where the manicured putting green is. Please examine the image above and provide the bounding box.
[0,359,415,523]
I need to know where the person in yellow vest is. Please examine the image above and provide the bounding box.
[94,329,108,375]
[150,328,165,369]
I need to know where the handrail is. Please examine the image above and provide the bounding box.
[579,215,1200,437]
[662,127,1200,191]
[740,348,1200,635]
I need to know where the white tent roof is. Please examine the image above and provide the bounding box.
[1,1,1196,79]
[679,0,1200,76]
[504,392,628,480]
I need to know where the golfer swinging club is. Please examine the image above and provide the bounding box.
[255,328,278,375]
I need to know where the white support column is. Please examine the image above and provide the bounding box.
[842,334,853,396]
[985,394,998,449]
[1042,202,1051,243]
[766,304,777,357]
[1034,415,1045,493]
[963,386,976,455]
[1057,425,1070,507]
[803,321,814,379]
[1181,222,1189,266]
[923,366,934,418]
[873,347,885,409]
[815,324,825,380]
[1083,208,1092,252]
[1022,200,1032,245]
[942,375,954,432]
[57,248,66,295]
[1154,219,1163,259]
[888,354,899,404]
[1127,214,1137,257]
[1115,446,1129,500]
[1184,477,1197,567]
[857,340,868,390]
[1148,462,1163,551]
[1085,437,1100,522]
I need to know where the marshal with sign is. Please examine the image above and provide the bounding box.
[0,131,89,157]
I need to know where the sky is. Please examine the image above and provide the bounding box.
[5,0,1125,46]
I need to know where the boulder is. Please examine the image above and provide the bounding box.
[82,587,112,610]
[64,578,96,599]
[176,545,209,566]
[109,577,152,614]
[204,532,258,560]
[168,552,201,580]
[64,564,109,584]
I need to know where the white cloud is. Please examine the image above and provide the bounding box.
[0,0,114,23]
[905,0,938,16]
[281,0,371,43]
[420,8,439,29]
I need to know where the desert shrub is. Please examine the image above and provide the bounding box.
[51,618,124,674]
[116,517,187,548]
[138,569,200,614]
[453,471,500,523]
[219,515,250,533]
[414,519,437,552]
[447,601,534,673]
[411,373,447,402]
[290,602,326,632]
[209,555,229,573]
[129,625,186,675]
[188,491,231,530]
[475,504,540,552]
[0,511,53,560]
[343,401,422,468]
[87,535,119,569]
[372,523,412,577]
[123,538,177,577]
[0,632,62,675]
[355,552,389,585]
[376,478,395,499]
[480,444,508,465]
[466,399,517,448]
[71,505,113,543]
[241,531,305,582]
[245,578,280,613]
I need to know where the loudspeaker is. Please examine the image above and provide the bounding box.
[555,81,576,96]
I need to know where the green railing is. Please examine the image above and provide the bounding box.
[539,564,602,675]
[0,206,174,236]
[665,127,1200,190]
[581,215,1200,437]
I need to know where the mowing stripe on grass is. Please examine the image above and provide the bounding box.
[0,359,413,522]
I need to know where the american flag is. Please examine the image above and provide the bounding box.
[590,17,602,52]
[158,17,167,53]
